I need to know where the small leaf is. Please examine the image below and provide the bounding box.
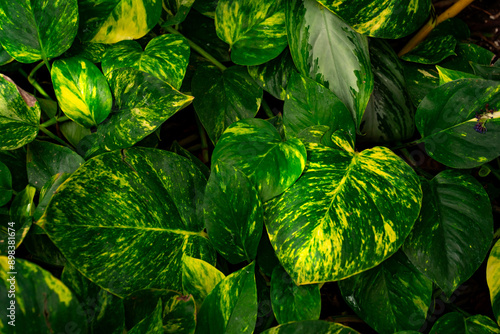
[401,35,457,65]
[487,239,500,326]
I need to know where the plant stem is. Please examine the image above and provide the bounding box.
[39,115,70,128]
[38,126,73,149]
[261,100,274,118]
[329,315,364,323]
[165,25,227,71]
[398,0,476,56]
[26,62,52,99]
[42,55,51,73]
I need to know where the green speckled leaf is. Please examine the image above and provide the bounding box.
[402,62,439,107]
[34,173,71,221]
[401,35,457,65]
[339,251,432,334]
[271,266,320,324]
[97,68,193,151]
[440,43,495,73]
[192,65,262,143]
[436,65,481,85]
[262,320,360,334]
[65,40,110,63]
[170,141,210,179]
[162,0,195,26]
[316,0,430,39]
[360,39,415,143]
[78,0,162,43]
[0,75,40,150]
[429,312,500,334]
[204,161,263,264]
[212,118,307,202]
[182,256,225,310]
[487,239,500,325]
[196,262,257,334]
[0,0,78,63]
[403,170,493,297]
[0,161,12,206]
[129,300,164,334]
[0,44,13,65]
[215,0,288,65]
[284,71,355,142]
[27,140,84,189]
[264,136,422,284]
[51,57,112,128]
[39,148,215,297]
[286,0,373,130]
[466,315,500,334]
[0,257,87,334]
[163,292,196,334]
[415,78,500,168]
[102,34,190,89]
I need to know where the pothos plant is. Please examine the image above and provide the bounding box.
[0,0,499,333]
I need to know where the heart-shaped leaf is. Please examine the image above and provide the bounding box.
[51,57,112,128]
[60,121,92,148]
[0,0,78,63]
[39,148,215,296]
[102,34,190,89]
[487,239,500,326]
[286,0,373,130]
[212,118,307,202]
[264,134,422,284]
[403,170,493,296]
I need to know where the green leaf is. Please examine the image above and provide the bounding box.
[261,320,360,334]
[402,62,440,107]
[102,34,190,89]
[97,68,193,151]
[415,78,500,168]
[471,63,500,81]
[170,141,210,179]
[204,161,263,263]
[65,40,110,63]
[215,0,288,65]
[360,39,415,143]
[401,35,457,65]
[0,0,78,63]
[192,65,262,143]
[0,75,40,150]
[129,300,164,334]
[440,43,495,73]
[0,257,88,334]
[403,170,493,296]
[487,239,500,325]
[0,44,13,65]
[60,121,92,148]
[51,57,112,128]
[196,262,257,334]
[271,266,320,324]
[212,118,307,202]
[23,232,66,267]
[39,148,215,297]
[78,0,162,43]
[0,148,28,192]
[34,173,71,221]
[0,161,12,206]
[286,0,373,130]
[264,136,422,284]
[162,0,195,26]
[248,48,297,101]
[193,0,217,18]
[256,225,280,276]
[339,251,432,334]
[429,312,500,334]
[283,72,355,141]
[436,65,481,85]
[316,0,430,39]
[27,140,84,189]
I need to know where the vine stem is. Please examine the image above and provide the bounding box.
[38,126,74,149]
[25,62,52,99]
[398,0,476,57]
[39,115,70,128]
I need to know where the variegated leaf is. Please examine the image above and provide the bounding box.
[78,0,162,43]
[429,313,500,334]
[436,65,481,85]
[212,118,307,202]
[162,0,195,26]
[0,0,78,63]
[215,0,288,65]
[402,62,439,107]
[39,148,215,297]
[440,42,495,74]
[286,0,373,130]
[316,0,431,39]
[264,135,422,284]
[128,300,164,334]
[101,34,190,89]
[487,239,500,326]
[401,35,457,65]
[0,43,13,65]
[34,173,71,221]
[193,0,217,18]
[51,57,112,128]
[261,320,360,334]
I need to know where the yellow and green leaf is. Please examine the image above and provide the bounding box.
[401,35,457,65]
[487,239,500,326]
[261,320,360,334]
[162,0,195,26]
[429,313,500,334]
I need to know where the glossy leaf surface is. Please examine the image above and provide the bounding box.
[401,35,457,64]
[0,161,12,206]
[162,0,195,26]
[487,239,500,325]
[262,320,360,334]
[128,300,164,334]
[429,312,500,334]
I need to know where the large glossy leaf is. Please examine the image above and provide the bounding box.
[316,0,430,39]
[401,35,457,65]
[192,65,262,143]
[360,39,415,143]
[261,320,360,334]
[0,75,40,150]
[204,161,263,263]
[51,57,112,128]
[78,0,162,43]
[429,313,500,334]
[339,251,432,334]
[271,266,320,324]
[101,34,190,89]
[27,140,84,189]
[0,0,78,63]
[264,134,422,284]
[403,170,493,296]
[283,71,355,141]
[215,0,288,65]
[212,118,307,202]
[487,239,500,325]
[162,0,195,26]
[0,257,87,334]
[286,0,373,130]
[415,78,500,168]
[0,161,12,206]
[196,262,257,334]
[39,148,215,296]
[97,68,193,151]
